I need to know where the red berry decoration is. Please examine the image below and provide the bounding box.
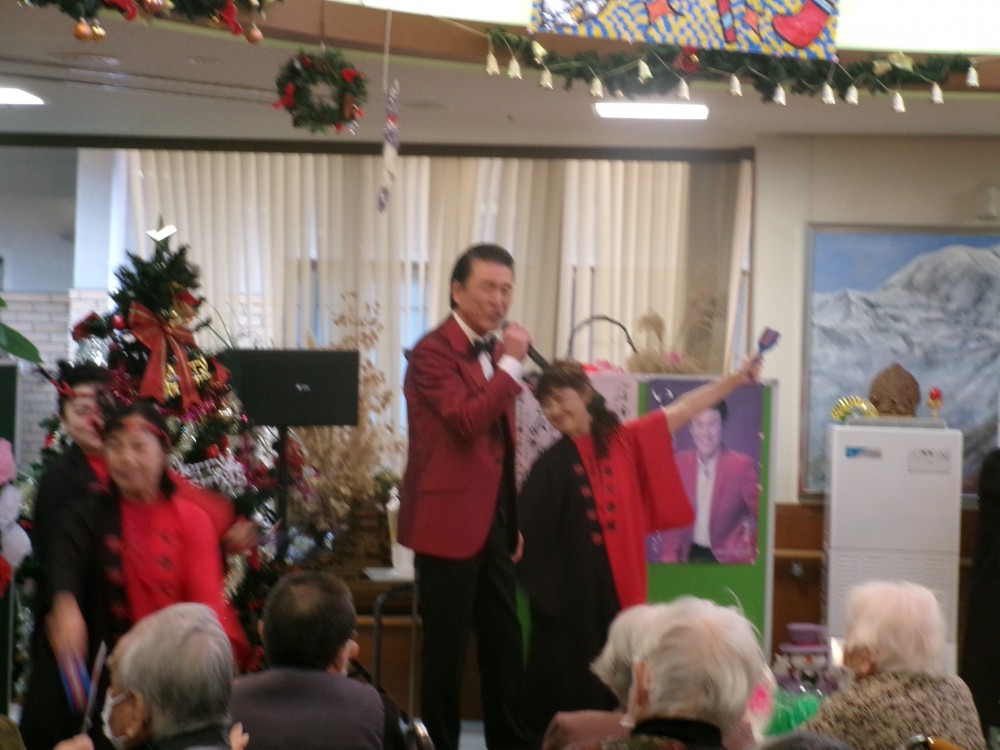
[928,387,943,401]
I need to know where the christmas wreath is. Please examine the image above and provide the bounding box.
[274,49,367,134]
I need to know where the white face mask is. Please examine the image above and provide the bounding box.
[101,689,131,750]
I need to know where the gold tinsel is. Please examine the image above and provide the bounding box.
[830,396,879,423]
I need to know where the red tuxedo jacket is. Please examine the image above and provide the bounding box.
[399,316,522,559]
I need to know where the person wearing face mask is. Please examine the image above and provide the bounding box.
[22,401,246,750]
[230,571,406,750]
[517,358,761,738]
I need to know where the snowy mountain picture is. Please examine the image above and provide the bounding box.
[804,227,1000,495]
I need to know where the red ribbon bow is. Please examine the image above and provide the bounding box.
[128,302,202,409]
[103,0,138,20]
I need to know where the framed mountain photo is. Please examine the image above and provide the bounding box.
[802,225,1000,496]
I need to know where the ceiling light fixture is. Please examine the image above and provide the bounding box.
[593,102,709,120]
[0,88,44,106]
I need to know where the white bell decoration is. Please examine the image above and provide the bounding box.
[676,79,690,100]
[486,51,500,76]
[507,58,522,79]
[967,65,980,88]
[930,82,944,104]
[891,90,905,113]
[589,76,604,98]
[820,82,835,105]
[729,74,742,97]
[540,68,554,90]
[772,83,786,105]
[637,59,653,83]
[531,40,547,63]
[845,84,859,105]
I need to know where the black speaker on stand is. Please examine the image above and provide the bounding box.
[217,349,360,530]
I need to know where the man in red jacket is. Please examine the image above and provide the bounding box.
[399,243,533,750]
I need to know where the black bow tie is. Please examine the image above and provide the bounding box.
[472,336,497,357]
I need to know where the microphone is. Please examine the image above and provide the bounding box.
[501,321,550,370]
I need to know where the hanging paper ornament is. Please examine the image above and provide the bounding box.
[531,40,547,63]
[507,58,522,80]
[820,82,835,105]
[930,82,943,104]
[637,60,652,83]
[891,91,905,113]
[589,76,604,98]
[729,74,742,97]
[966,65,979,88]
[772,83,786,105]
[676,79,690,100]
[540,68,553,89]
[845,84,859,105]
[887,51,914,72]
[377,81,399,213]
[486,51,500,76]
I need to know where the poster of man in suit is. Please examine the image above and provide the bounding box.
[646,379,763,564]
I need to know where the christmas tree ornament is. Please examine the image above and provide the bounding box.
[531,40,547,63]
[930,82,943,104]
[728,74,742,97]
[891,90,905,113]
[73,19,92,40]
[845,84,859,105]
[539,67,553,89]
[90,22,106,40]
[507,57,522,80]
[486,50,500,76]
[377,81,399,213]
[772,83,786,105]
[871,59,892,77]
[676,79,690,100]
[927,387,943,418]
[589,76,604,98]
[142,0,164,15]
[820,82,835,105]
[887,51,914,72]
[966,65,979,88]
[245,23,263,43]
[637,59,652,83]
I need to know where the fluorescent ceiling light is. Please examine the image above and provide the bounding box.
[593,102,709,120]
[0,88,43,106]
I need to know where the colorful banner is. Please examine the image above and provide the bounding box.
[532,0,840,60]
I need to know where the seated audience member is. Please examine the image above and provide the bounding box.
[759,732,855,750]
[59,602,236,750]
[543,604,664,750]
[805,581,985,750]
[231,571,407,750]
[598,596,767,750]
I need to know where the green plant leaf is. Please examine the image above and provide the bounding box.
[0,322,42,363]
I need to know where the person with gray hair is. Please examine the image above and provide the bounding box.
[804,581,985,750]
[102,602,234,750]
[600,596,766,750]
[542,605,666,750]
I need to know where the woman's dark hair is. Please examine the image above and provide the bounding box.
[52,360,110,415]
[103,400,175,497]
[535,360,621,457]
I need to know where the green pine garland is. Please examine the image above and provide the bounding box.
[489,29,972,102]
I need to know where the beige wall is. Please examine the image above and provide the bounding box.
[753,135,1000,504]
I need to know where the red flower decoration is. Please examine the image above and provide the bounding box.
[206,444,220,458]
[44,433,55,448]
[673,46,701,74]
[342,68,359,83]
[273,82,296,110]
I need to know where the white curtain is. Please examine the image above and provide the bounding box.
[125,150,752,458]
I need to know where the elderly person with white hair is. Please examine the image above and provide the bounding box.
[598,596,767,750]
[804,581,985,750]
[99,602,236,750]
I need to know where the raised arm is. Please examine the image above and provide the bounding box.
[662,355,762,434]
